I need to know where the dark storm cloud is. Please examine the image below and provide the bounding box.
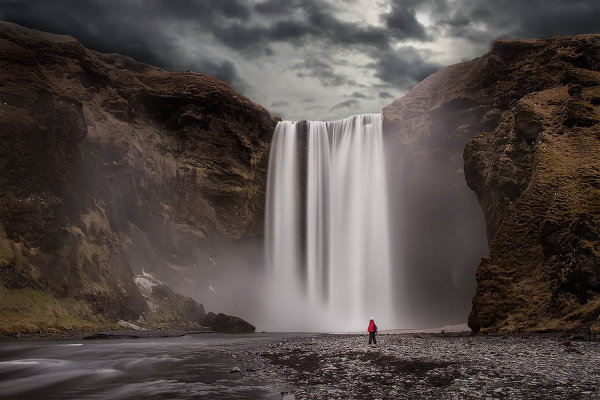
[0,0,250,88]
[1,0,598,111]
[379,91,395,99]
[0,0,434,92]
[289,58,357,87]
[429,0,600,42]
[253,0,427,47]
[330,99,359,111]
[369,47,442,90]
[383,0,429,40]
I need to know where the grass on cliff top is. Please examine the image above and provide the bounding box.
[0,284,118,335]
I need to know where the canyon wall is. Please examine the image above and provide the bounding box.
[0,22,276,333]
[384,34,600,333]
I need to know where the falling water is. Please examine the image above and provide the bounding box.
[265,113,394,332]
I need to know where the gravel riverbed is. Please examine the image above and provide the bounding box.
[239,333,600,399]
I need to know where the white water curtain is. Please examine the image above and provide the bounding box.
[265,114,394,332]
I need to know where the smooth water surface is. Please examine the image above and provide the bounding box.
[0,333,300,399]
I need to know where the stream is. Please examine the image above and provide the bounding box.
[0,333,299,399]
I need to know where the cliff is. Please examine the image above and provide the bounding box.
[0,22,276,334]
[384,34,600,333]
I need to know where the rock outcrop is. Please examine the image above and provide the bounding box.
[210,312,256,333]
[200,310,255,333]
[385,34,600,333]
[134,272,206,328]
[0,22,275,333]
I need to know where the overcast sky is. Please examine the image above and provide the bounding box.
[2,0,599,120]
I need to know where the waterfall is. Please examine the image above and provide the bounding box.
[265,113,394,332]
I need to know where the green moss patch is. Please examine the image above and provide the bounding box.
[0,284,117,335]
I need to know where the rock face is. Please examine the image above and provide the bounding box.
[384,35,600,333]
[0,22,275,333]
[134,272,206,327]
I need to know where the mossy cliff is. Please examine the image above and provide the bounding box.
[384,35,600,333]
[0,22,276,334]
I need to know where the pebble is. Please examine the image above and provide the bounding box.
[240,333,600,400]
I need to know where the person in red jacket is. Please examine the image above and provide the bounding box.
[367,317,378,345]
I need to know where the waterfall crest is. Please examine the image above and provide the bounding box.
[265,113,394,331]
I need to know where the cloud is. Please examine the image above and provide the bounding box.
[330,99,360,111]
[1,0,598,120]
[270,100,290,107]
[289,58,357,87]
[430,0,600,42]
[383,0,429,40]
[347,91,374,100]
[0,0,251,88]
[368,46,442,90]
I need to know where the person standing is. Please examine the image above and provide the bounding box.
[367,317,377,345]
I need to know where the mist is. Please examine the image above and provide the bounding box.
[171,111,488,333]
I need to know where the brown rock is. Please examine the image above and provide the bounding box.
[0,21,276,332]
[384,34,600,333]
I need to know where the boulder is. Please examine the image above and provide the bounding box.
[211,313,256,333]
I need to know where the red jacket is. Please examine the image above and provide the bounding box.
[368,321,377,333]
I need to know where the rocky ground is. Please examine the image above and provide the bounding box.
[238,333,600,400]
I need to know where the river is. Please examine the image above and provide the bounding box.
[0,333,300,399]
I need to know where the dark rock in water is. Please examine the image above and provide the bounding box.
[0,21,277,334]
[211,313,256,333]
[384,34,600,334]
